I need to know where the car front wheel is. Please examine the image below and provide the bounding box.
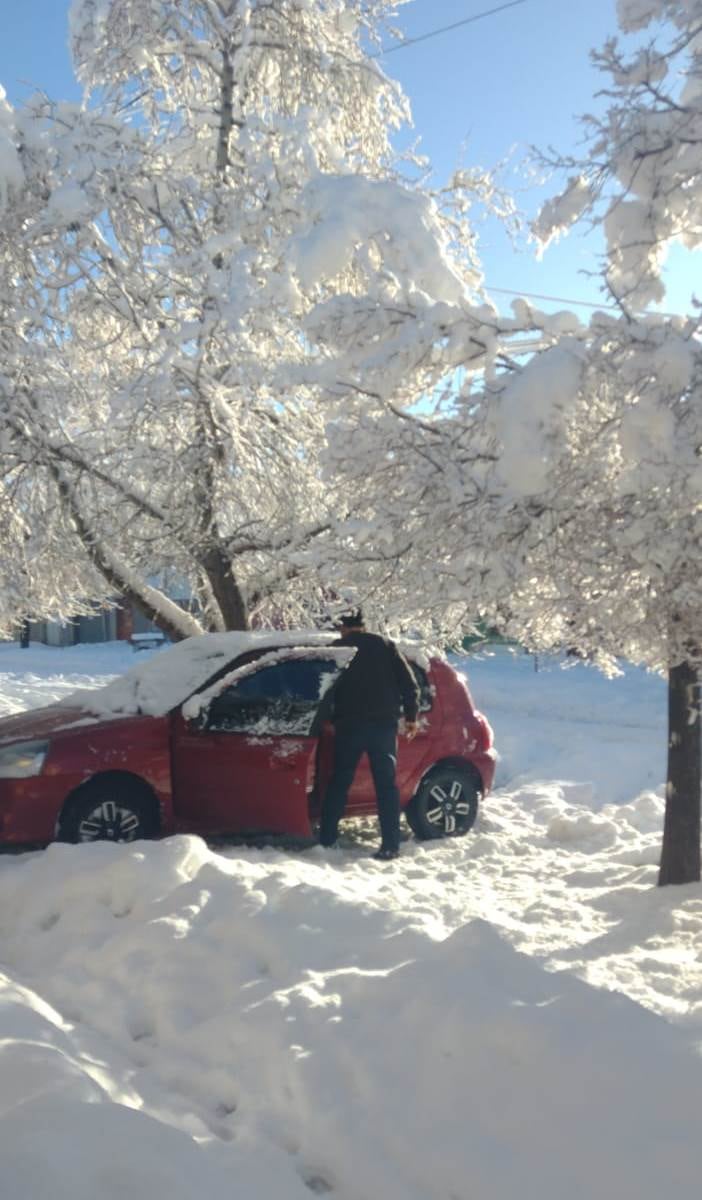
[58,777,157,844]
[406,765,481,840]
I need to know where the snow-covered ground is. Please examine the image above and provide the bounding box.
[0,640,700,1200]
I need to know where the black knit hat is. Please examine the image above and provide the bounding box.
[337,608,364,630]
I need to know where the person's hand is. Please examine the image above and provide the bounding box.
[404,720,419,740]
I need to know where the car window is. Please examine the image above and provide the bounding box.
[228,659,336,703]
[205,656,344,736]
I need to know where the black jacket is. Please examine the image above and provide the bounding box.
[330,632,420,726]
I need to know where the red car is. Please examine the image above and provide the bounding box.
[0,633,495,847]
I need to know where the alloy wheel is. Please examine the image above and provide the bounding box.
[78,800,142,842]
[424,778,473,835]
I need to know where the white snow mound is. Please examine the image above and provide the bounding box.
[0,835,700,1200]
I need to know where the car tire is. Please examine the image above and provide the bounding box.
[58,777,158,845]
[406,764,481,840]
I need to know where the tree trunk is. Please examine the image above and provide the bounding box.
[215,44,235,178]
[201,545,249,631]
[658,659,701,886]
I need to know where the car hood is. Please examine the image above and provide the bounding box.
[0,704,111,748]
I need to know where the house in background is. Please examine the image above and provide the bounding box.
[26,608,124,647]
[22,574,196,647]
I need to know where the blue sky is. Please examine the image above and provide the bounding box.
[0,0,696,315]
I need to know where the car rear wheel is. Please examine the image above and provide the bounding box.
[406,765,481,840]
[58,778,157,844]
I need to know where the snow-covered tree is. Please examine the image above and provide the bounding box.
[483,313,701,887]
[2,0,498,638]
[299,0,702,884]
[535,0,702,312]
[526,0,702,885]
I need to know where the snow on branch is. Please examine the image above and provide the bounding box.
[0,87,24,211]
[290,174,474,304]
[534,0,702,309]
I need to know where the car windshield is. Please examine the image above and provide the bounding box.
[182,646,356,722]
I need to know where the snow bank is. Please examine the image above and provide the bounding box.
[0,907,309,1199]
[462,646,666,803]
[0,642,136,719]
[0,834,700,1200]
[1,641,699,1200]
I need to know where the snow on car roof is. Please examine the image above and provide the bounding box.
[65,631,334,718]
[63,629,432,719]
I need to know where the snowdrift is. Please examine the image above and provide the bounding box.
[0,834,701,1200]
[0,641,698,1200]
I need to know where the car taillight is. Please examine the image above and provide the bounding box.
[474,712,493,751]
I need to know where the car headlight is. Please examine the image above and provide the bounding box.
[0,740,49,778]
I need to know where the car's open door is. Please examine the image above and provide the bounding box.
[171,648,352,839]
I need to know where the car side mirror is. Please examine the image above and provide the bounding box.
[188,708,209,732]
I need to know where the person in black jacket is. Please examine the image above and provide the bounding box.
[318,610,420,860]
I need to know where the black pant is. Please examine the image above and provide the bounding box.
[319,720,400,851]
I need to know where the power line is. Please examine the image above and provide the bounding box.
[371,0,529,58]
[365,5,692,321]
[485,284,685,319]
[487,285,617,310]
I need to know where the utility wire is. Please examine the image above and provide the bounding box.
[488,285,621,310]
[368,5,689,321]
[485,284,686,319]
[371,0,529,58]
